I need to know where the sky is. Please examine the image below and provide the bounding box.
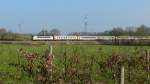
[0,0,150,34]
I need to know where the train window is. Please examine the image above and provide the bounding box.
[81,37,97,38]
[37,36,50,38]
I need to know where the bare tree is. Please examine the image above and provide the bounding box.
[125,27,135,36]
[135,25,150,36]
[109,27,124,36]
[0,28,7,40]
[49,28,61,36]
[38,30,49,36]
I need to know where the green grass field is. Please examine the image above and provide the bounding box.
[0,44,149,84]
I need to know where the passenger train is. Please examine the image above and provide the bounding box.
[32,35,150,41]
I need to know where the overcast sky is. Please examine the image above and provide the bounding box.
[0,0,150,34]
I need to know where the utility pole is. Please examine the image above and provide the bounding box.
[18,23,22,33]
[84,15,88,34]
[43,24,48,36]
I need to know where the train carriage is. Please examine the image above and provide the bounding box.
[78,36,98,40]
[54,36,78,40]
[99,36,115,40]
[33,36,53,40]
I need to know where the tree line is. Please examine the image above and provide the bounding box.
[68,24,150,36]
[37,28,61,36]
[0,24,150,41]
[32,24,150,36]
[0,28,31,40]
[102,24,150,36]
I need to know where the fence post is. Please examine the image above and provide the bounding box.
[17,49,22,78]
[50,45,53,82]
[146,50,150,83]
[121,66,124,84]
[50,45,53,55]
[47,45,53,83]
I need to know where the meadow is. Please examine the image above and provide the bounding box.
[0,44,149,84]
